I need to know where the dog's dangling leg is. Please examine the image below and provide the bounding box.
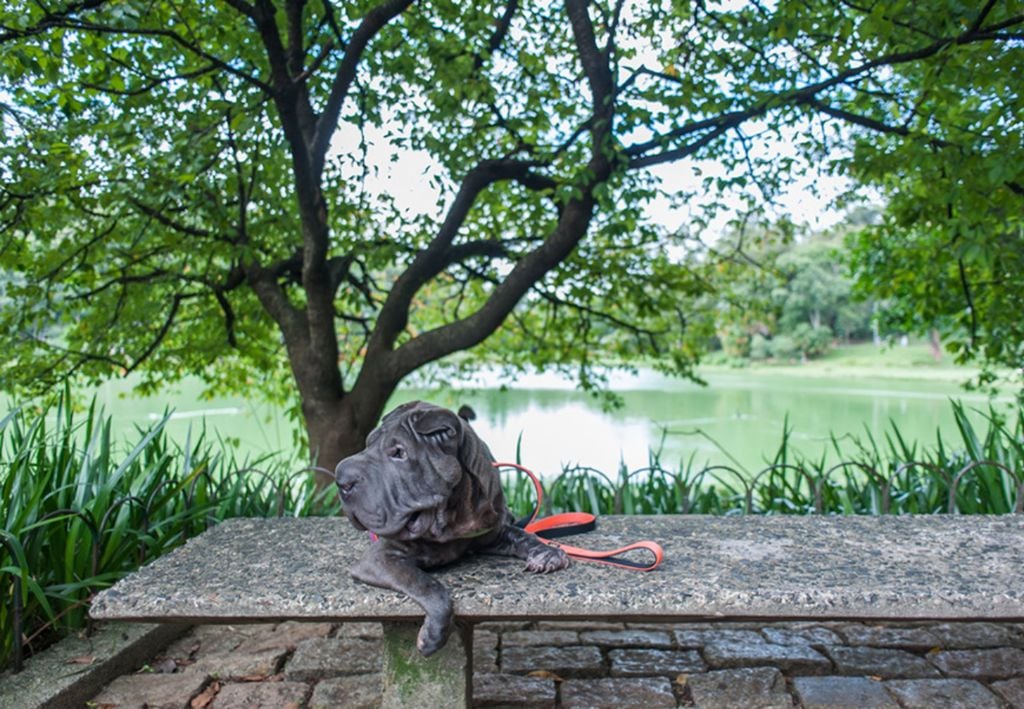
[350,545,455,656]
[380,620,472,708]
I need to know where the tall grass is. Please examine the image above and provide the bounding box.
[3,395,1021,672]
[0,394,339,672]
[500,401,1023,518]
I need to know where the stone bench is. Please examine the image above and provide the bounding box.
[89,515,1024,707]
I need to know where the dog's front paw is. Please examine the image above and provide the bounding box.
[525,544,571,573]
[416,613,453,657]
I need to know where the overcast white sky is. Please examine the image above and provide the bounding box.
[330,120,854,245]
[324,0,859,241]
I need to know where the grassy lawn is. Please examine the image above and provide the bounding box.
[700,342,997,383]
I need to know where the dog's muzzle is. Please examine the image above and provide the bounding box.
[334,458,360,503]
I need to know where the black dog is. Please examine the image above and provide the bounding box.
[335,401,570,655]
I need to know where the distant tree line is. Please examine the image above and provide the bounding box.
[698,211,881,365]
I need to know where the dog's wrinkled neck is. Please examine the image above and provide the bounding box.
[418,468,500,543]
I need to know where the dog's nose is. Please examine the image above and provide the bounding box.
[334,459,360,499]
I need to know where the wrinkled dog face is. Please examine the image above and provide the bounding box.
[334,401,470,541]
[337,400,569,658]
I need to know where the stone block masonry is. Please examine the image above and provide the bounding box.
[79,619,1024,708]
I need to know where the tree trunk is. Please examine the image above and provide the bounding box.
[299,378,397,489]
[301,396,355,488]
[929,328,943,362]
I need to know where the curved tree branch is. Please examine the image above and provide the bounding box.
[125,294,185,373]
[212,288,238,348]
[0,0,109,42]
[310,0,415,175]
[625,13,1024,169]
[52,20,272,91]
[362,158,554,363]
[361,0,619,394]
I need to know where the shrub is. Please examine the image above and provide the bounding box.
[792,323,833,358]
[0,393,339,671]
[717,324,751,358]
[749,334,771,361]
[769,334,799,361]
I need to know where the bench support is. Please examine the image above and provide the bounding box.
[381,621,473,709]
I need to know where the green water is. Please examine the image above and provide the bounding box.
[81,369,1012,476]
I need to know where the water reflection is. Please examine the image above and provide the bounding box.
[87,370,1008,476]
[395,371,1009,477]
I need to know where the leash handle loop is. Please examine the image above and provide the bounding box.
[492,461,664,572]
[544,539,665,571]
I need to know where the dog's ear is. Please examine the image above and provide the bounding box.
[411,407,462,453]
[383,400,422,424]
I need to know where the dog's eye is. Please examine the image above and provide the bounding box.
[388,445,407,460]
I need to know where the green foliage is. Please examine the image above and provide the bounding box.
[702,219,874,365]
[0,393,338,670]
[749,333,771,361]
[849,212,1024,392]
[774,242,856,335]
[841,5,1024,388]
[791,323,833,359]
[717,322,752,359]
[768,334,799,362]
[1,0,1020,453]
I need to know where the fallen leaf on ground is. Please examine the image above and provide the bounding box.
[68,655,95,665]
[527,670,563,681]
[190,681,221,708]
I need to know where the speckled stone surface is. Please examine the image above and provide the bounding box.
[90,515,1024,624]
[0,623,188,709]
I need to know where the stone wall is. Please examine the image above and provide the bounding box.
[87,620,1024,708]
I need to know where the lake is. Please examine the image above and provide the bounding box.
[87,368,1013,477]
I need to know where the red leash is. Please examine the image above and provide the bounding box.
[493,462,665,572]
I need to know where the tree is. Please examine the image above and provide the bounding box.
[851,210,1024,384]
[775,236,872,341]
[701,219,872,361]
[775,243,845,332]
[841,3,1024,387]
[1,1,1020,477]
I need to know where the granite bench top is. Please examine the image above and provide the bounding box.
[90,515,1024,624]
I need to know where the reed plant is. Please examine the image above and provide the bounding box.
[501,401,1023,518]
[0,392,339,671]
[3,394,1021,672]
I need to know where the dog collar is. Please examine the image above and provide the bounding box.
[457,526,494,540]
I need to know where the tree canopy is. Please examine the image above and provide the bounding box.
[702,219,874,364]
[844,26,1024,389]
[1,0,1021,472]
